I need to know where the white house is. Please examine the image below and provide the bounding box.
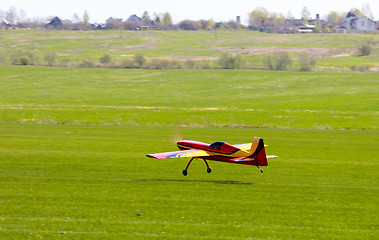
[355,17,376,32]
[341,12,376,32]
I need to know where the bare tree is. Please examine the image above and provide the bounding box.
[72,13,81,24]
[361,4,373,19]
[301,7,311,19]
[178,20,200,30]
[6,7,18,24]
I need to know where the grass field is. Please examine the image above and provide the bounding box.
[0,66,377,129]
[0,65,378,239]
[0,29,378,70]
[0,125,378,239]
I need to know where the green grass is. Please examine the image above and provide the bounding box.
[0,29,378,70]
[0,66,378,129]
[0,66,378,239]
[0,125,378,239]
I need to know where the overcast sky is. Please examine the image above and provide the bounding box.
[2,0,378,24]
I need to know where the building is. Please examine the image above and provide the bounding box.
[341,12,376,32]
[127,14,142,22]
[45,17,62,28]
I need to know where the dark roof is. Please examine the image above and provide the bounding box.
[127,14,142,22]
[346,12,356,18]
[45,17,62,28]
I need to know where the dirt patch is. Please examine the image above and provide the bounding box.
[111,42,156,51]
[218,46,357,59]
[149,56,219,61]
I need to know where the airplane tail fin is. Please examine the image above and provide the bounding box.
[249,137,268,166]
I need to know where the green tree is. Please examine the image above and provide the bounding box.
[249,7,269,29]
[313,19,321,32]
[350,8,365,18]
[327,11,340,27]
[142,11,151,24]
[162,12,172,24]
[83,10,89,24]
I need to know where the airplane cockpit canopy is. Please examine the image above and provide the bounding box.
[209,141,224,151]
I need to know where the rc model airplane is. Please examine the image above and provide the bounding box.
[147,137,277,175]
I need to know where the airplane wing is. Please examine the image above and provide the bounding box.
[146,149,211,159]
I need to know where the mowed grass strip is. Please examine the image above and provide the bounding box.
[0,125,378,239]
[0,66,377,129]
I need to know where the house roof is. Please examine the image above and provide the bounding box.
[127,14,142,22]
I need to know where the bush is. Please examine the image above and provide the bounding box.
[298,56,316,72]
[59,58,70,67]
[99,54,111,65]
[79,58,95,68]
[44,52,56,66]
[19,56,32,65]
[145,58,179,69]
[266,52,292,71]
[12,52,34,65]
[358,65,370,72]
[13,55,32,65]
[120,58,135,68]
[184,60,197,69]
[134,54,146,68]
[178,20,200,30]
[219,53,244,69]
[358,44,372,56]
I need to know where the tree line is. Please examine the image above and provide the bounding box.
[0,5,376,32]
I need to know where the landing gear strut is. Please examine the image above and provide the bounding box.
[182,158,212,176]
[257,166,263,173]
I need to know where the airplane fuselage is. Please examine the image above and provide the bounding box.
[176,140,259,165]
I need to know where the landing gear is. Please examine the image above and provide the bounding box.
[182,158,212,176]
[257,166,263,173]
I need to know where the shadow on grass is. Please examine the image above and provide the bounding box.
[137,179,254,185]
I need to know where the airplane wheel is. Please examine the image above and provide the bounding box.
[207,168,212,173]
[182,170,187,176]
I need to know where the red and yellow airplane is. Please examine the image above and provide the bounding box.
[147,137,277,175]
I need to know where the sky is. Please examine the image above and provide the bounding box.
[2,0,379,24]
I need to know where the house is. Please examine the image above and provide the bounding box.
[127,14,142,22]
[45,17,62,28]
[285,14,324,33]
[105,17,123,29]
[298,25,314,33]
[341,12,376,32]
[334,26,347,34]
[1,20,11,29]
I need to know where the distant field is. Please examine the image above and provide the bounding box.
[0,66,377,129]
[0,29,378,70]
[0,66,378,239]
